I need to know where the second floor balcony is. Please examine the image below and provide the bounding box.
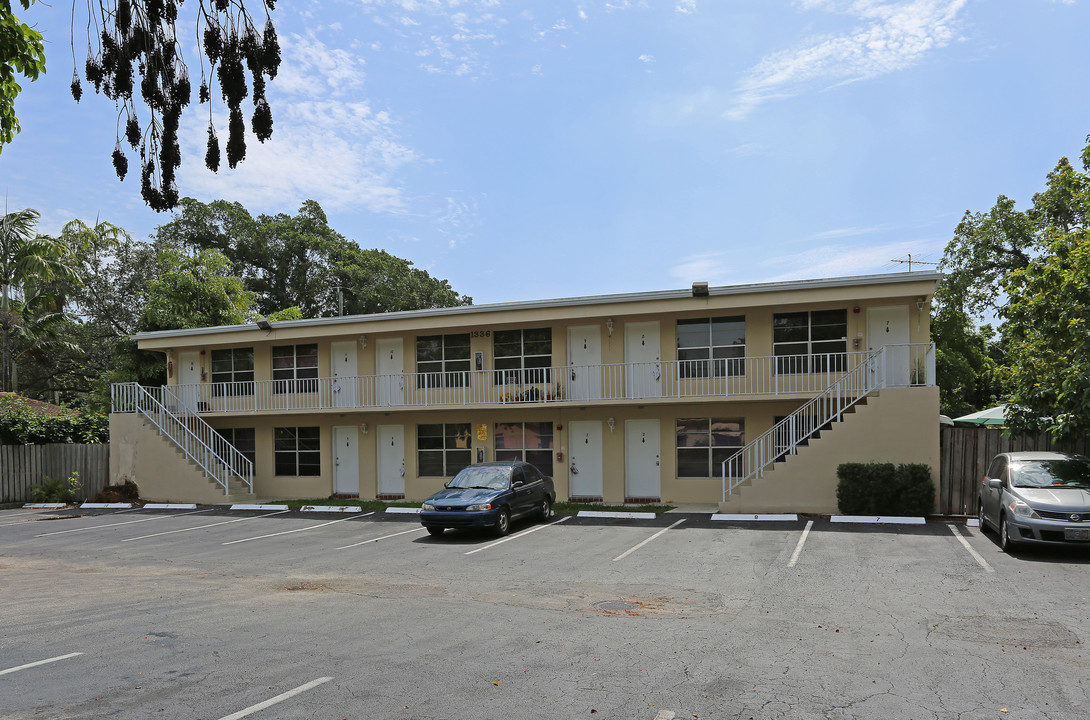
[118,345,935,416]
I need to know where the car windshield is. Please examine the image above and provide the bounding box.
[447,466,510,490]
[1010,458,1090,489]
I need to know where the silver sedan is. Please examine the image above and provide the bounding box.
[978,451,1090,552]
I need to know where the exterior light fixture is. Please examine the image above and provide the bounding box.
[692,281,709,297]
[607,417,616,432]
[605,319,614,337]
[256,318,273,331]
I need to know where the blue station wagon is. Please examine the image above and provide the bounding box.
[420,462,555,537]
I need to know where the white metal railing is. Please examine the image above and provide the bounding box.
[111,382,254,495]
[156,348,934,414]
[719,344,935,500]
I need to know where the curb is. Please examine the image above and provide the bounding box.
[830,515,926,525]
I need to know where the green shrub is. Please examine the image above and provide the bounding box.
[0,395,108,444]
[836,462,935,516]
[29,471,83,504]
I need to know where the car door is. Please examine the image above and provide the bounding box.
[510,466,535,516]
[981,456,1006,527]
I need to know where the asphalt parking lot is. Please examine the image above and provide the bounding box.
[2,506,1089,720]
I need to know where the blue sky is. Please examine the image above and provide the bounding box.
[4,0,1089,304]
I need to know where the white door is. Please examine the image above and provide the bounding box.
[567,421,603,498]
[376,339,404,406]
[333,426,360,495]
[568,326,602,401]
[331,341,358,409]
[625,322,661,398]
[377,424,405,496]
[177,351,201,413]
[625,419,661,499]
[867,306,911,386]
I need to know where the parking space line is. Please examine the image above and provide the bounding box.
[947,523,995,572]
[216,677,333,720]
[121,510,296,542]
[336,525,427,549]
[0,652,83,677]
[465,516,571,555]
[221,515,366,545]
[34,509,212,537]
[612,519,686,561]
[787,520,814,568]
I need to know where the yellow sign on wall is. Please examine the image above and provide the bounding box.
[477,423,488,442]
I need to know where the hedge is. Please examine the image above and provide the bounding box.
[836,462,935,516]
[0,395,109,444]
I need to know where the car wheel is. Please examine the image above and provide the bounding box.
[494,507,511,537]
[426,526,445,537]
[999,514,1017,553]
[977,502,988,534]
[539,496,552,521]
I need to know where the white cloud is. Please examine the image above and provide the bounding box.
[638,54,655,64]
[676,0,697,14]
[727,0,969,120]
[758,238,942,281]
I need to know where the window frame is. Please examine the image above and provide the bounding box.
[493,328,553,386]
[676,316,746,378]
[215,427,256,475]
[772,309,848,374]
[273,426,321,476]
[676,417,745,478]
[416,334,471,389]
[272,343,319,394]
[417,423,472,477]
[210,347,255,396]
[494,421,554,477]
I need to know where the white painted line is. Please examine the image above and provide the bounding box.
[23,503,66,509]
[465,516,571,555]
[301,505,363,513]
[0,652,83,677]
[712,513,799,522]
[336,525,427,549]
[612,519,687,561]
[216,677,333,720]
[788,520,814,568]
[80,502,132,509]
[385,507,421,514]
[230,504,289,511]
[34,509,212,537]
[578,510,656,520]
[967,519,980,527]
[122,510,296,542]
[144,503,198,510]
[830,515,927,525]
[222,515,365,545]
[948,523,995,573]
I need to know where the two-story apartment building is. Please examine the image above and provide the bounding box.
[109,271,941,513]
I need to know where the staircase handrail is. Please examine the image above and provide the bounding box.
[111,382,253,494]
[720,347,885,501]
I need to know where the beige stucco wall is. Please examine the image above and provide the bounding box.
[717,386,941,514]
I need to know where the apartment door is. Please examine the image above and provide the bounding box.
[376,338,404,406]
[333,426,360,495]
[331,341,358,409]
[625,322,661,398]
[867,306,911,386]
[625,419,661,499]
[177,351,201,413]
[377,424,405,496]
[567,420,603,498]
[568,325,602,401]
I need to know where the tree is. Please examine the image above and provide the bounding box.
[0,208,80,393]
[2,0,280,211]
[154,198,472,316]
[0,0,45,149]
[140,247,256,331]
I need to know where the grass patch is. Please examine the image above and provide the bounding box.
[274,498,676,515]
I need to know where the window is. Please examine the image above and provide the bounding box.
[272,344,318,393]
[494,422,553,476]
[773,310,847,373]
[494,328,552,385]
[215,427,256,475]
[417,423,472,476]
[676,317,745,378]
[211,348,254,396]
[676,418,744,478]
[416,334,471,388]
[274,427,320,476]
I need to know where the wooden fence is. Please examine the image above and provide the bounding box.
[0,444,110,504]
[938,427,1090,516]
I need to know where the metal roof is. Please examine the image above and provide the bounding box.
[133,270,942,341]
